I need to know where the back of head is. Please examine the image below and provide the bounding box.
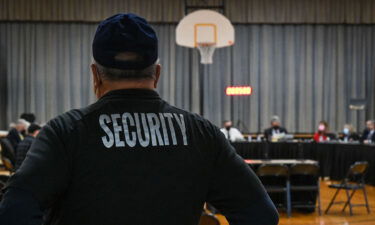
[20,113,36,123]
[27,124,41,135]
[92,13,158,81]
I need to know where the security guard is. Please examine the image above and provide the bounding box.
[0,14,278,225]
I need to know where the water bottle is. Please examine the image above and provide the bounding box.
[247,135,252,142]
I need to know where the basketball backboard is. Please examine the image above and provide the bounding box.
[176,10,234,64]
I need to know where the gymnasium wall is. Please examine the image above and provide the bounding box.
[1,0,375,24]
[0,0,375,132]
[1,22,374,133]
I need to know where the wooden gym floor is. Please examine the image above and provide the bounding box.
[217,181,375,225]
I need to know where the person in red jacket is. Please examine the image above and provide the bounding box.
[313,121,329,142]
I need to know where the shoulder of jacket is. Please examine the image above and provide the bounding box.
[168,104,219,137]
[46,106,94,136]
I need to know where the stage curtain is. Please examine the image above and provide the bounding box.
[0,22,374,132]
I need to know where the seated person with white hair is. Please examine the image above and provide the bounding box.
[6,119,30,149]
[360,120,375,144]
[220,120,244,142]
[264,116,288,142]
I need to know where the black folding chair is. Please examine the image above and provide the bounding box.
[198,212,220,225]
[290,163,321,215]
[0,138,16,173]
[257,164,291,217]
[325,161,370,216]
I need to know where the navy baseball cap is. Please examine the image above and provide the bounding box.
[92,13,158,70]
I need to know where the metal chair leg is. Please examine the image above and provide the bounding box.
[362,186,371,214]
[342,190,356,212]
[345,189,353,216]
[286,181,292,217]
[317,181,322,216]
[325,188,340,214]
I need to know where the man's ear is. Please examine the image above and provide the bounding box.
[153,64,161,89]
[91,64,102,98]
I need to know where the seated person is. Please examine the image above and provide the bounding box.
[360,120,375,144]
[6,119,30,149]
[264,116,288,141]
[220,120,244,142]
[313,121,330,142]
[15,124,41,170]
[340,124,360,142]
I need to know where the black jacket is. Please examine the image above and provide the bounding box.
[360,129,375,143]
[340,133,360,141]
[0,89,278,225]
[6,128,23,150]
[15,136,35,170]
[264,127,288,141]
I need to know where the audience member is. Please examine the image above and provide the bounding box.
[6,119,30,149]
[15,124,42,170]
[20,113,36,123]
[220,120,244,142]
[264,116,288,141]
[360,120,375,144]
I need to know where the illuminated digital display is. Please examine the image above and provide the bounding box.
[226,86,252,96]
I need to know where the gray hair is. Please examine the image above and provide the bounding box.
[16,119,30,130]
[95,61,157,81]
[271,115,280,123]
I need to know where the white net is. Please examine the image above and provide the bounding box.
[197,44,216,64]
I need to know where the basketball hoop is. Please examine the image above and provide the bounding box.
[176,10,234,65]
[197,43,216,64]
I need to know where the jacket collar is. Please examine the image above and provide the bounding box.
[98,88,161,101]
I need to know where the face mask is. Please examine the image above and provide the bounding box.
[318,125,325,131]
[273,125,280,130]
[343,128,349,135]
